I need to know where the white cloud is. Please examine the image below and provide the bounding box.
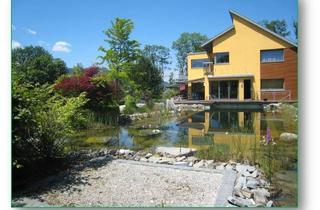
[52,41,72,53]
[12,40,22,49]
[23,27,37,35]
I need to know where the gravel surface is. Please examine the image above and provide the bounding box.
[34,160,225,207]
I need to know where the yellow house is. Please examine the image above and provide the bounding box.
[187,10,298,101]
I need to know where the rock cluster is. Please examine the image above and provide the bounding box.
[227,163,274,207]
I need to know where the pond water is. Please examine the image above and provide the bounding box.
[67,108,298,207]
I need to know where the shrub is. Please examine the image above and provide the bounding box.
[162,88,179,99]
[12,81,88,180]
[54,67,120,114]
[123,95,137,114]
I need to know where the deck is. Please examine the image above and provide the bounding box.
[173,99,297,110]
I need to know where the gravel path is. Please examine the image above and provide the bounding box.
[21,159,229,207]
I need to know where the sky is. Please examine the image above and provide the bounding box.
[12,0,297,81]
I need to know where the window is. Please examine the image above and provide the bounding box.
[214,52,229,64]
[191,59,209,68]
[261,79,284,90]
[261,49,284,63]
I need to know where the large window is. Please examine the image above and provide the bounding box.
[261,49,284,63]
[210,80,238,99]
[261,79,284,90]
[191,59,209,68]
[214,52,229,64]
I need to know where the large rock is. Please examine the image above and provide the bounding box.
[119,149,134,155]
[205,160,214,168]
[216,164,225,170]
[279,132,298,142]
[241,188,253,199]
[176,156,186,162]
[252,188,270,205]
[243,170,258,178]
[148,156,161,163]
[193,160,205,168]
[236,164,248,174]
[235,176,246,189]
[155,147,196,157]
[227,196,255,207]
[246,177,260,189]
[158,157,175,164]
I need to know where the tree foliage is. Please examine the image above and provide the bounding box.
[98,18,140,72]
[98,18,141,99]
[12,46,67,85]
[54,66,119,112]
[260,19,290,37]
[12,81,88,173]
[172,32,208,75]
[168,72,175,85]
[142,44,171,75]
[129,56,163,101]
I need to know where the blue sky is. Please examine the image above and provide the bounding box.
[12,0,297,81]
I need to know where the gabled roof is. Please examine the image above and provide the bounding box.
[201,10,297,50]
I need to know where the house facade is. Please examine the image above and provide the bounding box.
[187,10,297,101]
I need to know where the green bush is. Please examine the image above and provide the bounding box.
[123,95,137,114]
[12,81,88,177]
[162,88,179,99]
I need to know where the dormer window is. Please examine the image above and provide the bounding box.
[214,52,229,64]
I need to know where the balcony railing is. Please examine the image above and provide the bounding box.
[259,89,291,101]
[203,62,214,75]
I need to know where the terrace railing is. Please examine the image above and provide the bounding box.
[259,90,291,101]
[203,62,214,76]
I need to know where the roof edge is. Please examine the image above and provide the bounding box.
[228,9,297,48]
[200,26,234,48]
[187,51,207,55]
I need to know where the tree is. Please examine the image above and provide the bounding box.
[72,63,84,76]
[293,20,298,41]
[172,32,208,75]
[98,18,140,100]
[169,72,174,85]
[129,56,163,101]
[12,46,67,85]
[260,19,290,37]
[98,18,140,72]
[142,44,171,75]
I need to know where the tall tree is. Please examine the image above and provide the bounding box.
[98,18,140,72]
[293,20,298,41]
[260,19,290,37]
[12,46,67,85]
[142,44,171,75]
[98,18,140,99]
[168,72,174,85]
[129,56,163,101]
[172,32,208,75]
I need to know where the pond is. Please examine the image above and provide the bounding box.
[67,108,298,207]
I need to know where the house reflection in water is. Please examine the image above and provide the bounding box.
[185,111,261,161]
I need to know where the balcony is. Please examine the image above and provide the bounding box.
[203,62,214,75]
